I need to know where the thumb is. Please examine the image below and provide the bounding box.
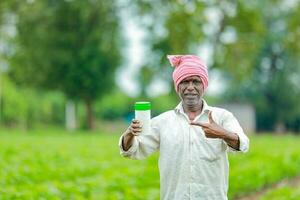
[208,111,215,124]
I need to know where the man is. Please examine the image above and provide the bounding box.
[119,55,249,200]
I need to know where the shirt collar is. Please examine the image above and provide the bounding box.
[174,99,211,115]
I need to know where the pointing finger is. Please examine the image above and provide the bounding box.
[190,122,209,127]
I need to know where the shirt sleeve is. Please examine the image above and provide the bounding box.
[119,119,160,160]
[221,110,249,153]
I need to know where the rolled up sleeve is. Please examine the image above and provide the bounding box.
[221,111,249,152]
[119,133,139,157]
[118,119,160,160]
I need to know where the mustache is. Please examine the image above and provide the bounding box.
[184,93,198,95]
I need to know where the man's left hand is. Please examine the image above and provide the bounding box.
[190,111,227,139]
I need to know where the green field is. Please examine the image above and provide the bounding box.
[0,130,300,199]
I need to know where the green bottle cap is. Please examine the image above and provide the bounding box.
[135,102,151,110]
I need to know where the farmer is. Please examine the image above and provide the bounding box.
[119,55,249,200]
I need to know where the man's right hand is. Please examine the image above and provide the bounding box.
[127,119,142,136]
[122,119,142,151]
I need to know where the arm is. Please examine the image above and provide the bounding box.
[119,119,160,159]
[191,111,248,151]
[221,130,240,151]
[122,130,134,151]
[220,111,249,152]
[122,120,141,151]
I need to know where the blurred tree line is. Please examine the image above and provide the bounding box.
[0,0,300,132]
[130,0,300,132]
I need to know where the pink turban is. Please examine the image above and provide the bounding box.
[167,55,209,92]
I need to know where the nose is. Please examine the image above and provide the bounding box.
[187,81,194,90]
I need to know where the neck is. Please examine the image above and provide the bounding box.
[183,100,203,121]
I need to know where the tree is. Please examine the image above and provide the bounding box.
[9,0,123,129]
[220,1,300,132]
[129,0,207,97]
[131,0,300,131]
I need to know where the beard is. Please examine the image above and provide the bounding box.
[184,96,199,105]
[182,94,202,108]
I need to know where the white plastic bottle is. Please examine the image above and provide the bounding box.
[135,102,151,135]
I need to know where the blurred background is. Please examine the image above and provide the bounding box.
[1,0,300,199]
[1,0,300,132]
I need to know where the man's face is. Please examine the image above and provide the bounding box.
[178,75,204,107]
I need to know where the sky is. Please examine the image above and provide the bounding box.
[116,17,146,97]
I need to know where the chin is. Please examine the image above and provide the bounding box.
[184,100,198,106]
[184,97,201,105]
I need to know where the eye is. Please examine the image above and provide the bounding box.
[181,80,189,85]
[193,80,201,85]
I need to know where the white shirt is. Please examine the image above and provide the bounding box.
[119,100,249,200]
